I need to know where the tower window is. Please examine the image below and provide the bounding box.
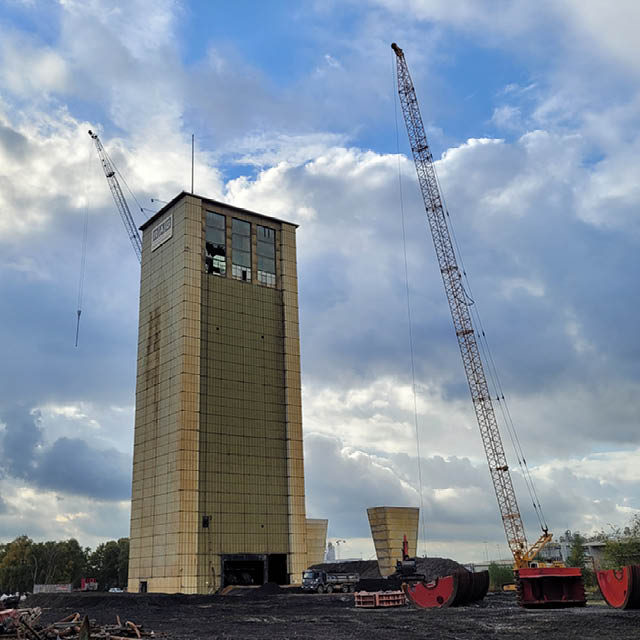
[232,218,251,282]
[257,225,276,287]
[205,211,226,275]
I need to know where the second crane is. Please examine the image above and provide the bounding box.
[89,130,142,263]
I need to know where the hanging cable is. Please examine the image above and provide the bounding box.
[104,146,148,220]
[393,52,428,557]
[75,138,92,347]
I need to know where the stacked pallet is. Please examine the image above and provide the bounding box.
[354,590,406,608]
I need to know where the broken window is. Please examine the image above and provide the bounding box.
[205,211,226,275]
[232,218,251,281]
[257,225,276,287]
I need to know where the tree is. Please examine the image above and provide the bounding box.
[0,537,92,592]
[117,538,129,587]
[56,539,89,587]
[0,536,34,593]
[488,562,514,591]
[566,531,595,587]
[0,536,126,592]
[602,515,640,569]
[567,532,587,570]
[89,538,129,590]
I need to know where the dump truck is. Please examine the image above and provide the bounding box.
[301,570,359,593]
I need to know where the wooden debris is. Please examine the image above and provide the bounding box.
[0,608,154,640]
[78,616,91,640]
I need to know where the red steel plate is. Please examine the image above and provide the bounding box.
[597,567,636,609]
[403,575,457,609]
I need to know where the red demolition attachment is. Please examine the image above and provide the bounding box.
[596,565,640,609]
[517,567,586,608]
[403,570,489,609]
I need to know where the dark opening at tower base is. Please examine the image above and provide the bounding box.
[222,554,290,587]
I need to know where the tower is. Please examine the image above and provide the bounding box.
[127,192,306,593]
[367,506,419,577]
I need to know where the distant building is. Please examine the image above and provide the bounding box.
[127,192,307,593]
[33,584,72,593]
[554,540,607,568]
[325,542,336,563]
[538,542,564,563]
[530,538,607,568]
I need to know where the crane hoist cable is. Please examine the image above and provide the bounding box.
[391,54,428,557]
[391,42,551,568]
[88,130,142,263]
[75,137,92,348]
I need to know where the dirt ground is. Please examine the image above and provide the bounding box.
[23,589,640,640]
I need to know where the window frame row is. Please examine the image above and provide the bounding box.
[204,211,277,287]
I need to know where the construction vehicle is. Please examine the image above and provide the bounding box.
[301,570,359,593]
[392,534,490,608]
[391,43,585,608]
[88,130,142,263]
[395,535,424,582]
[79,578,98,591]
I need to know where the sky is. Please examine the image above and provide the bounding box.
[0,0,639,565]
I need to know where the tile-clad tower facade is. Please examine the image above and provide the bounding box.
[127,192,307,594]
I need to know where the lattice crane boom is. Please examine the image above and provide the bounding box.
[391,43,545,568]
[88,130,142,263]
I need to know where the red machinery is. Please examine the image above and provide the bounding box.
[517,567,585,608]
[396,534,489,608]
[391,43,585,608]
[403,571,490,609]
[596,566,640,609]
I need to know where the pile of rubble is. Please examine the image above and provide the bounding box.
[311,556,465,582]
[0,608,154,639]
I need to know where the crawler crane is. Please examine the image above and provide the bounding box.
[391,43,585,607]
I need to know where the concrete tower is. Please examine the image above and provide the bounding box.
[305,519,329,567]
[367,506,419,577]
[127,192,306,593]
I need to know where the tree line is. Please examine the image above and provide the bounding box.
[0,536,129,594]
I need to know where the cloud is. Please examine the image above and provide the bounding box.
[0,0,639,561]
[491,105,522,131]
[0,408,131,500]
[561,0,640,75]
[305,433,417,538]
[303,422,640,561]
[0,482,130,546]
[0,29,70,97]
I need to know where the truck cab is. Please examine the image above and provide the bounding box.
[302,570,326,592]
